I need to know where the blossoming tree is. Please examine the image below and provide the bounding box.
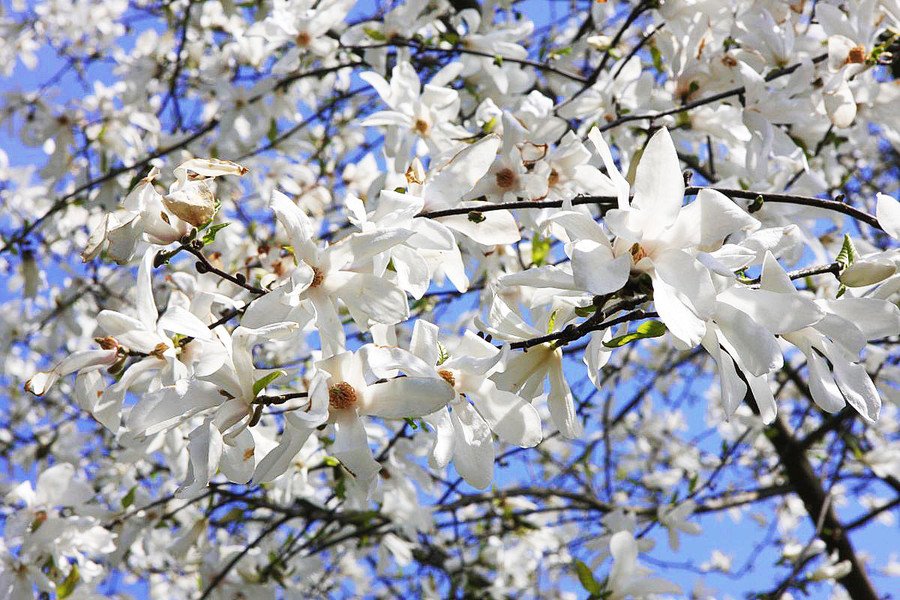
[1,0,898,598]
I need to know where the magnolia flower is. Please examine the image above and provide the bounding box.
[596,127,760,347]
[467,113,549,203]
[345,184,465,298]
[397,135,521,248]
[361,61,471,170]
[817,0,879,128]
[88,248,218,431]
[761,253,900,423]
[369,319,542,489]
[479,296,581,439]
[267,190,413,355]
[127,322,305,497]
[312,347,455,489]
[657,500,702,551]
[82,158,247,263]
[605,531,681,599]
[249,0,353,71]
[702,253,826,422]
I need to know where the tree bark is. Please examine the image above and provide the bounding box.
[766,416,879,599]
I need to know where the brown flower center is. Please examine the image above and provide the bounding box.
[438,369,456,388]
[630,243,648,263]
[548,169,560,188]
[328,381,358,410]
[847,45,866,64]
[413,118,430,135]
[94,336,119,350]
[310,267,325,288]
[296,31,312,47]
[495,167,516,189]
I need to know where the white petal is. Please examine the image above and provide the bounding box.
[472,378,542,447]
[363,377,455,418]
[548,360,581,438]
[876,193,900,239]
[440,209,520,245]
[158,306,213,340]
[719,287,824,334]
[630,127,684,228]
[571,241,631,295]
[219,428,256,484]
[820,298,900,341]
[701,329,748,420]
[715,302,783,377]
[175,419,224,499]
[449,402,495,489]
[423,135,501,207]
[334,273,410,326]
[651,276,706,348]
[806,350,847,413]
[410,319,440,367]
[823,78,856,128]
[332,411,380,485]
[499,264,576,290]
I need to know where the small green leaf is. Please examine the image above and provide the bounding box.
[437,342,450,366]
[202,222,230,245]
[493,54,504,67]
[467,210,485,223]
[573,559,603,596]
[322,456,340,467]
[836,233,857,269]
[482,116,497,133]
[602,320,666,348]
[122,485,137,509]
[403,417,420,429]
[57,564,80,599]
[363,27,386,41]
[574,304,597,317]
[219,508,245,524]
[748,195,764,213]
[547,309,559,334]
[253,370,285,397]
[650,44,664,72]
[531,234,551,267]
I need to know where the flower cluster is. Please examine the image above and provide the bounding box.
[3,0,899,597]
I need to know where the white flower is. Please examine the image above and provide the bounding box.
[312,346,455,489]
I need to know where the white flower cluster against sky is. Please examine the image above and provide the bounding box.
[0,0,898,598]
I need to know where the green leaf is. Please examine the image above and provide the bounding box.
[836,233,857,269]
[437,342,450,366]
[363,27,386,41]
[748,195,764,213]
[493,54,504,67]
[650,44,664,72]
[253,371,285,397]
[122,485,137,509]
[201,222,230,246]
[322,456,340,467]
[574,304,598,317]
[573,559,603,596]
[603,320,667,348]
[531,234,551,267]
[482,116,497,133]
[547,309,559,334]
[57,564,80,599]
